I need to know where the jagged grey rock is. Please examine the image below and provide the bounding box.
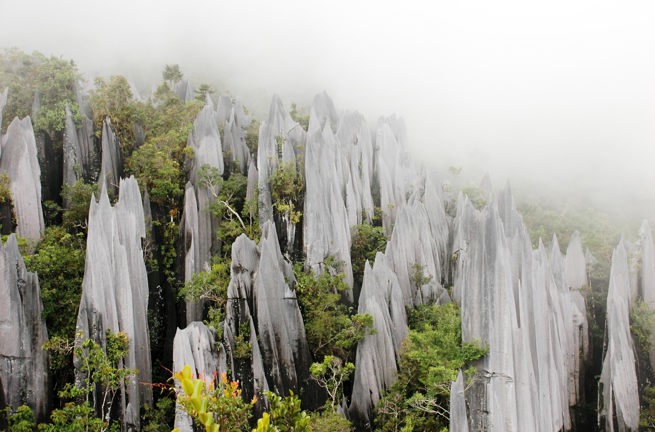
[182,183,202,323]
[452,184,589,431]
[175,80,194,103]
[374,116,414,235]
[599,239,639,432]
[349,253,408,426]
[0,235,49,421]
[254,222,311,395]
[218,97,251,173]
[0,116,45,241]
[186,99,223,286]
[449,371,470,432]
[172,322,225,432]
[98,117,122,194]
[245,160,258,221]
[76,177,152,428]
[63,104,98,189]
[257,95,305,251]
[224,234,269,409]
[304,117,354,292]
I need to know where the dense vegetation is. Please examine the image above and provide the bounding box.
[1,48,650,432]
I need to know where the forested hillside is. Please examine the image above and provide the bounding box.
[0,49,653,432]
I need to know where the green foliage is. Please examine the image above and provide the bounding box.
[245,118,260,156]
[61,180,98,232]
[290,103,309,131]
[142,398,176,432]
[162,64,183,84]
[174,365,254,432]
[310,355,355,412]
[3,405,36,432]
[375,303,487,431]
[0,50,82,137]
[125,97,201,209]
[179,258,231,330]
[270,162,304,225]
[41,331,134,431]
[309,409,353,432]
[89,75,143,153]
[631,300,655,356]
[350,223,387,287]
[293,261,374,361]
[640,385,655,429]
[196,165,260,257]
[409,263,433,289]
[24,226,85,339]
[195,84,215,102]
[461,186,487,210]
[0,172,11,204]
[265,390,311,431]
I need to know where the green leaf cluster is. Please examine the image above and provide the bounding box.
[375,302,486,431]
[350,222,387,288]
[270,162,304,224]
[293,261,373,361]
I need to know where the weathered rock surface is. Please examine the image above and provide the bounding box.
[63,104,97,188]
[349,252,408,426]
[257,96,305,252]
[639,221,655,371]
[172,322,225,432]
[76,176,152,428]
[219,97,251,173]
[449,371,470,432]
[0,235,49,421]
[451,185,589,431]
[599,239,639,432]
[223,222,312,408]
[175,80,194,103]
[98,117,122,194]
[0,116,45,241]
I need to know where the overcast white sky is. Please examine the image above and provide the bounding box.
[1,0,654,215]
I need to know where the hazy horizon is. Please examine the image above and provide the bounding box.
[2,0,654,220]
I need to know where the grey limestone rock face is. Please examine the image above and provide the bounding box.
[187,99,223,270]
[63,104,98,188]
[245,160,259,221]
[223,223,311,408]
[349,253,408,426]
[0,234,49,421]
[224,234,269,410]
[254,222,312,395]
[449,371,470,432]
[451,185,589,431]
[599,239,639,432]
[98,118,122,195]
[0,116,45,242]
[304,116,354,292]
[257,95,305,251]
[219,97,251,174]
[182,183,203,323]
[374,116,414,236]
[172,322,225,432]
[175,80,194,103]
[75,176,152,428]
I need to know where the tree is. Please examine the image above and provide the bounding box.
[270,162,304,225]
[41,331,135,432]
[194,84,215,102]
[310,356,355,412]
[162,64,183,85]
[350,222,387,288]
[375,303,486,431]
[293,260,373,362]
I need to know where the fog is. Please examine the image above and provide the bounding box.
[2,0,654,218]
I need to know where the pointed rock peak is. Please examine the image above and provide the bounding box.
[479,172,493,195]
[641,219,653,238]
[551,233,561,255]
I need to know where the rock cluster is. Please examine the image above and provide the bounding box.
[0,116,45,242]
[0,235,49,421]
[76,176,152,429]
